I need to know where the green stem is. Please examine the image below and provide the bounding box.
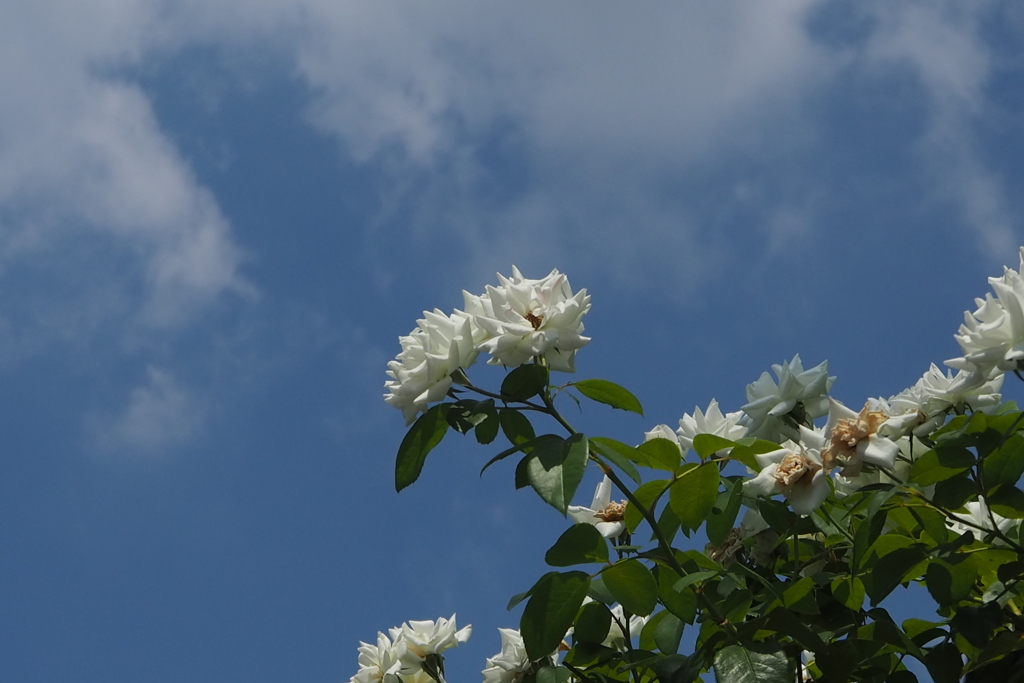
[538,386,740,641]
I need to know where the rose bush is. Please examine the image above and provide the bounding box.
[356,254,1024,683]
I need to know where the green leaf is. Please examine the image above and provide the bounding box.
[706,479,743,547]
[573,601,613,644]
[603,559,658,616]
[653,612,684,654]
[713,644,792,683]
[911,447,976,486]
[500,408,537,445]
[989,484,1024,518]
[475,408,500,445]
[925,558,978,606]
[693,434,737,459]
[535,666,572,683]
[830,576,865,611]
[502,364,549,402]
[984,433,1024,490]
[545,524,610,566]
[814,640,859,682]
[395,404,452,491]
[783,577,818,615]
[589,437,642,484]
[866,545,928,605]
[637,438,682,472]
[481,434,563,475]
[658,567,698,624]
[932,472,977,509]
[521,571,591,661]
[571,379,644,415]
[923,641,963,683]
[727,439,782,471]
[446,399,494,434]
[527,434,588,514]
[951,602,1002,649]
[669,464,720,532]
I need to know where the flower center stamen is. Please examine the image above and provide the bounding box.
[595,501,627,522]
[774,453,817,490]
[524,311,544,330]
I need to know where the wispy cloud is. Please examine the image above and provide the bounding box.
[91,365,205,453]
[861,1,1018,258]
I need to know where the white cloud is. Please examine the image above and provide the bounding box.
[0,1,251,334]
[93,365,204,452]
[861,2,1018,258]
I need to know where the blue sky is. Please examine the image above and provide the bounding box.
[2,2,1023,681]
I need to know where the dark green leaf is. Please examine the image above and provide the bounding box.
[572,379,644,415]
[527,434,589,514]
[637,438,682,472]
[866,546,927,605]
[573,601,613,644]
[545,523,610,566]
[983,433,1024,489]
[481,434,563,475]
[814,640,858,682]
[475,408,500,445]
[502,364,549,402]
[500,408,537,445]
[521,571,591,661]
[951,602,1002,649]
[395,404,452,491]
[603,559,658,616]
[757,499,795,535]
[651,655,693,683]
[989,484,1024,518]
[932,472,977,509]
[706,479,743,547]
[669,464,720,532]
[589,437,642,484]
[658,567,699,624]
[654,612,684,654]
[925,558,978,606]
[713,644,792,683]
[515,455,531,489]
[924,641,963,683]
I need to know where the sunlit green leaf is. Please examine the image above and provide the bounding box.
[911,447,975,486]
[669,463,720,532]
[571,379,644,415]
[637,438,682,472]
[624,479,671,533]
[589,437,642,484]
[693,434,737,459]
